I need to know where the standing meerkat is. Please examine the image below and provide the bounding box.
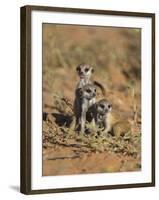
[74,83,96,133]
[73,63,105,133]
[76,63,106,96]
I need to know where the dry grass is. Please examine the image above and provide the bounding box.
[43,95,141,157]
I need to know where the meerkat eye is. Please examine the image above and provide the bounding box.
[100,104,105,109]
[108,104,112,109]
[85,68,89,72]
[86,89,91,93]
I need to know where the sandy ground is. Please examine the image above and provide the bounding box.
[43,144,140,176]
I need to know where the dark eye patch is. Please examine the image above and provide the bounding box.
[85,68,89,72]
[86,89,91,93]
[100,104,105,109]
[76,67,80,71]
[108,104,112,109]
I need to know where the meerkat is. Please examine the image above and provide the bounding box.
[87,99,112,131]
[73,63,105,132]
[87,99,131,137]
[74,83,96,133]
[76,63,106,96]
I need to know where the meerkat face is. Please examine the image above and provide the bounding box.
[76,63,94,79]
[80,84,96,100]
[96,99,112,115]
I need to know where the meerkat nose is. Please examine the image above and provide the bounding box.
[79,71,84,75]
[93,92,96,97]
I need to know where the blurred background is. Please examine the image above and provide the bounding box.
[42,24,141,117]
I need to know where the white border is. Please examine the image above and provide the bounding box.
[31,10,152,190]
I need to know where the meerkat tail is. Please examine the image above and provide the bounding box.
[94,81,106,96]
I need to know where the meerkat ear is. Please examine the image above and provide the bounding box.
[91,68,94,73]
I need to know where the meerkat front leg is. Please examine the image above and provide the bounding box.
[91,98,96,128]
[91,118,96,128]
[102,121,110,133]
[80,102,87,133]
